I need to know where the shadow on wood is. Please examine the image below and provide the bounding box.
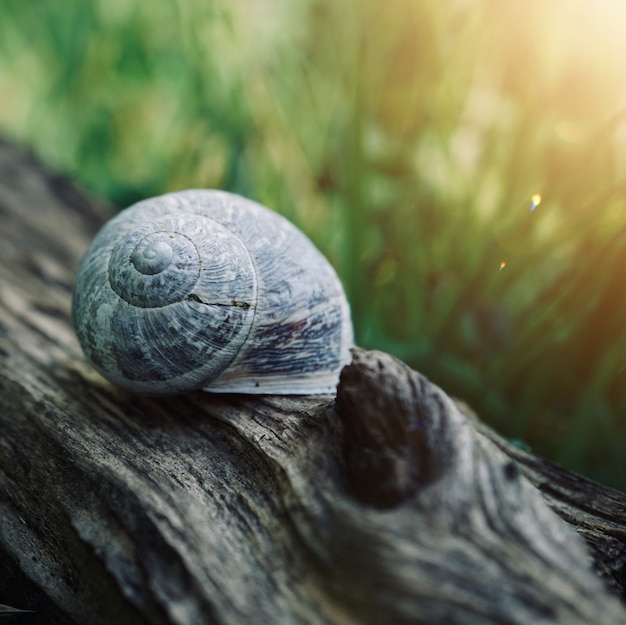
[1,139,626,624]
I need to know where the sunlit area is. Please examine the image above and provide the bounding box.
[2,0,626,486]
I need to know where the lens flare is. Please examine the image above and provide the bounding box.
[530,193,542,211]
[499,261,507,271]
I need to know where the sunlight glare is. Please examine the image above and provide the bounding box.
[530,193,542,212]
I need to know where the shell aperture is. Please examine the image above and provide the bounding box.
[72,190,353,395]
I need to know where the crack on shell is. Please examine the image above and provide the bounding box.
[187,293,251,310]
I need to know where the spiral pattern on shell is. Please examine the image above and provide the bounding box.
[72,190,353,395]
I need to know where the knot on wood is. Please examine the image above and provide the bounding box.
[336,348,453,508]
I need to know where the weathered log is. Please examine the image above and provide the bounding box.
[1,138,626,624]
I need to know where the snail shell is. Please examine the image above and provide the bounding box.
[72,189,353,395]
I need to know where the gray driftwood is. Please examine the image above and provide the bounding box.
[1,138,626,624]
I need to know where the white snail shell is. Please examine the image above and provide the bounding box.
[72,189,353,395]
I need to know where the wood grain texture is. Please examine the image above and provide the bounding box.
[1,139,626,624]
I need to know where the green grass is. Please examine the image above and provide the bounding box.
[2,0,626,488]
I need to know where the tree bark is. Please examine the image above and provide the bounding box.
[1,138,626,624]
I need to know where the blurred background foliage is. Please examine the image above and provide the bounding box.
[2,0,626,487]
